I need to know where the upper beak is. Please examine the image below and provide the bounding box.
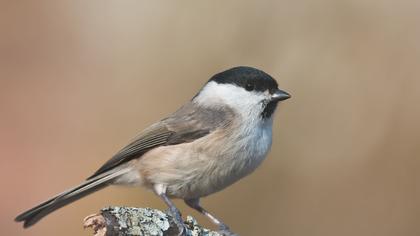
[271,89,291,102]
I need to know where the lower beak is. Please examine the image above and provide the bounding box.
[271,89,291,102]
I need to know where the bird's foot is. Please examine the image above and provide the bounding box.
[218,223,239,236]
[167,207,189,236]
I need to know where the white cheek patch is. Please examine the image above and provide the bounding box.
[194,81,268,117]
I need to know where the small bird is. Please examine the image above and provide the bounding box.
[15,66,290,235]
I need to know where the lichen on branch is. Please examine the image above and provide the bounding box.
[83,207,222,236]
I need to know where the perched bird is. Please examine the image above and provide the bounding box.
[15,66,290,235]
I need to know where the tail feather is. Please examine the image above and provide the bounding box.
[15,168,130,228]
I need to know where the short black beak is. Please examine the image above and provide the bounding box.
[271,89,291,102]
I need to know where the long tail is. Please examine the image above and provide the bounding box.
[15,168,130,228]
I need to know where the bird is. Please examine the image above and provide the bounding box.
[15,66,290,235]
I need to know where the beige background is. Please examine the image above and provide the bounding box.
[1,1,420,235]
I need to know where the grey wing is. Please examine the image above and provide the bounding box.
[87,102,233,179]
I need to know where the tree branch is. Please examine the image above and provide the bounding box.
[83,206,222,236]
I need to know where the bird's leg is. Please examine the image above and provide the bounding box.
[184,198,237,236]
[154,184,186,235]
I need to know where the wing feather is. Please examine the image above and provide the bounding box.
[88,102,234,180]
[87,125,173,179]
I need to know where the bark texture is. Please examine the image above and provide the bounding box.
[83,207,222,236]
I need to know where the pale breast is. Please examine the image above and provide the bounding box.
[217,120,273,184]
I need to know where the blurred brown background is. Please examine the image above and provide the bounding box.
[1,1,420,235]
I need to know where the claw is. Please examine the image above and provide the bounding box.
[218,223,230,231]
[218,223,239,236]
[167,207,188,236]
[218,228,239,236]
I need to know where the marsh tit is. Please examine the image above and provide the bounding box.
[15,66,290,235]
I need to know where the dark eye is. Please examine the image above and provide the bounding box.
[245,83,254,91]
[269,88,277,94]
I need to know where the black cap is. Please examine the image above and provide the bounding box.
[209,66,279,93]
